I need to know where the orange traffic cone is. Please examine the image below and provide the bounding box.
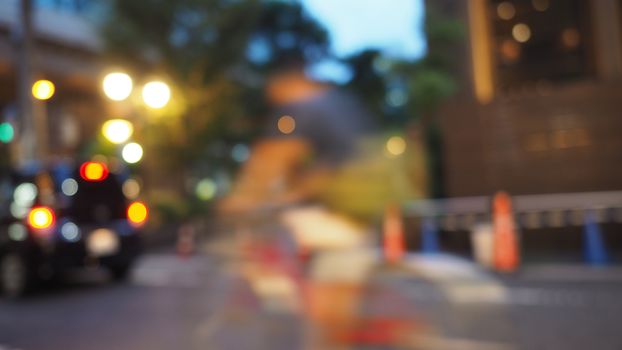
[384,204,405,264]
[492,191,519,272]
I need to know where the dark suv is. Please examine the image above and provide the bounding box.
[0,161,144,297]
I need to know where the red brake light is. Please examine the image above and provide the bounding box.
[28,206,55,230]
[80,162,109,182]
[127,201,148,226]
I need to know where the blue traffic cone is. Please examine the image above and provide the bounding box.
[583,211,609,266]
[421,218,440,254]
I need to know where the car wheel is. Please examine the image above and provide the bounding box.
[1,253,31,298]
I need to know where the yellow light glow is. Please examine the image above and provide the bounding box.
[32,80,55,100]
[196,178,217,201]
[102,119,133,144]
[278,115,296,134]
[512,23,531,43]
[561,28,580,49]
[122,142,143,164]
[386,136,406,157]
[102,72,133,101]
[142,81,171,109]
[127,201,148,226]
[84,163,105,180]
[496,2,515,20]
[28,207,55,229]
[532,0,550,12]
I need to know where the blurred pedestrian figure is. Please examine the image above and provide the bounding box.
[220,61,375,213]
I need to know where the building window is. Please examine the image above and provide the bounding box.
[489,0,593,91]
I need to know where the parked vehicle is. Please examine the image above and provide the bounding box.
[0,161,145,297]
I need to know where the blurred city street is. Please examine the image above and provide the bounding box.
[2,229,622,350]
[2,0,622,349]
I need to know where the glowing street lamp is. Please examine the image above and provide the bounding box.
[32,80,55,100]
[142,81,170,109]
[102,119,133,144]
[122,142,143,164]
[102,72,133,101]
[386,136,406,157]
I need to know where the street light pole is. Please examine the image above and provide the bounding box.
[15,0,35,166]
[15,0,48,168]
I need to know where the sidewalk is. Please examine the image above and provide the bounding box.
[509,264,622,282]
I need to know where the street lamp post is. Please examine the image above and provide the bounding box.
[100,71,170,167]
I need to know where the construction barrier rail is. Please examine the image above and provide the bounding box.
[398,191,622,271]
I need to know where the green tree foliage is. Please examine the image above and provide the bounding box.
[101,0,330,174]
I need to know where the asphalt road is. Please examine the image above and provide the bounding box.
[1,248,622,350]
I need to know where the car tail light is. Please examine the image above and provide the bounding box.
[127,201,148,226]
[79,162,109,182]
[28,206,55,230]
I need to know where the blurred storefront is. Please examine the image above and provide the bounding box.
[431,0,622,196]
[0,0,107,160]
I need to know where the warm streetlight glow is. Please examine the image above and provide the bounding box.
[102,72,133,101]
[28,207,55,230]
[512,23,532,43]
[386,136,406,157]
[32,80,55,100]
[196,178,217,201]
[102,119,133,144]
[142,81,171,109]
[277,115,296,134]
[127,201,148,226]
[122,142,143,164]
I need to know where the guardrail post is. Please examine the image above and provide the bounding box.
[421,217,440,254]
[583,210,609,266]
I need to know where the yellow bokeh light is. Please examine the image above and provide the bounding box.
[102,72,133,101]
[386,136,406,157]
[32,80,55,100]
[85,163,105,180]
[561,28,580,49]
[496,2,515,20]
[127,201,148,225]
[29,207,54,229]
[142,81,171,109]
[102,119,133,144]
[512,23,532,43]
[532,0,550,12]
[278,115,296,134]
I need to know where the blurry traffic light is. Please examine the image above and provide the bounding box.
[0,122,14,143]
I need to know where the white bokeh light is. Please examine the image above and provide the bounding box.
[122,142,144,164]
[142,81,171,109]
[102,72,133,101]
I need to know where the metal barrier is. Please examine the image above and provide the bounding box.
[401,191,622,268]
[404,191,622,231]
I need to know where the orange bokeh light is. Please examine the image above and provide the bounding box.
[127,201,148,226]
[80,162,109,182]
[277,115,296,135]
[28,207,55,230]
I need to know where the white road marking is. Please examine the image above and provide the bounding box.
[401,254,596,307]
[130,254,214,288]
[408,335,515,350]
